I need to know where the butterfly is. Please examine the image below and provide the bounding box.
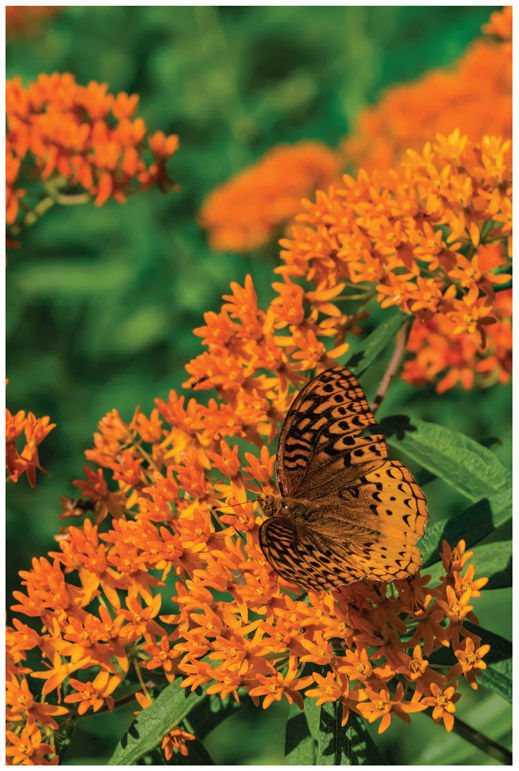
[258,366,428,591]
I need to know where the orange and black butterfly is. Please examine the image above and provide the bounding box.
[258,367,428,591]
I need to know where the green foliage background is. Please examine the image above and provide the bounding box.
[6,6,510,765]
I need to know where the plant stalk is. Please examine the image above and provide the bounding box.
[369,319,411,413]
[425,708,512,765]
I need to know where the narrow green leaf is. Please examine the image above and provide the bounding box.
[420,493,511,567]
[418,695,511,765]
[108,681,242,765]
[346,310,408,375]
[183,691,243,739]
[303,695,321,742]
[285,701,316,764]
[345,712,386,764]
[381,416,511,502]
[316,701,343,765]
[425,540,511,589]
[315,702,386,765]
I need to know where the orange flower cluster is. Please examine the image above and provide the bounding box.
[6,6,61,39]
[6,73,179,227]
[198,141,342,252]
[280,131,511,392]
[7,265,492,762]
[342,8,512,172]
[403,289,512,393]
[6,408,56,487]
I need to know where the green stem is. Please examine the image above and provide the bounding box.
[369,319,411,413]
[9,195,56,236]
[425,708,512,765]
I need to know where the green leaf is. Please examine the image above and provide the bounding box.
[183,690,244,740]
[285,701,316,763]
[108,681,242,765]
[425,540,511,589]
[346,310,408,375]
[417,694,511,764]
[381,416,511,502]
[315,702,386,764]
[316,701,343,765]
[303,695,321,742]
[420,493,511,567]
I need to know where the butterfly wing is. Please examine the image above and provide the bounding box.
[276,367,387,499]
[259,516,366,591]
[261,366,428,590]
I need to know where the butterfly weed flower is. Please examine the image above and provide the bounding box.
[6,341,493,757]
[161,727,196,760]
[6,409,56,486]
[6,73,179,233]
[421,682,461,733]
[280,131,511,392]
[342,7,511,173]
[6,147,500,760]
[198,141,342,253]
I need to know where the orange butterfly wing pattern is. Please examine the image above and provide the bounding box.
[259,367,428,591]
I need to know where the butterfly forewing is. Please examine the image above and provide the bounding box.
[276,367,387,499]
[260,366,429,590]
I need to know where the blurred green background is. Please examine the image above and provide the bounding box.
[6,5,510,765]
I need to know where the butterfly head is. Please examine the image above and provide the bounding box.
[258,493,313,520]
[257,493,283,518]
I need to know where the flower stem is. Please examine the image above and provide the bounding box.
[369,319,411,413]
[425,708,512,764]
[9,195,56,236]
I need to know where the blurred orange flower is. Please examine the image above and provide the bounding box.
[199,141,341,252]
[342,8,511,172]
[6,6,61,39]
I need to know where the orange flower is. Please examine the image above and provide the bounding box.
[199,142,341,252]
[6,73,179,229]
[6,675,68,728]
[249,663,314,710]
[357,682,426,734]
[305,670,348,707]
[161,727,196,760]
[5,721,58,765]
[342,9,511,172]
[281,132,511,392]
[448,637,491,689]
[422,682,461,732]
[6,409,56,486]
[64,671,121,714]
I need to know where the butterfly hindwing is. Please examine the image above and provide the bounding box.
[259,516,365,590]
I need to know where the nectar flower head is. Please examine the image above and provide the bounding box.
[280,132,511,392]
[6,72,179,228]
[342,8,511,172]
[199,141,341,252]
